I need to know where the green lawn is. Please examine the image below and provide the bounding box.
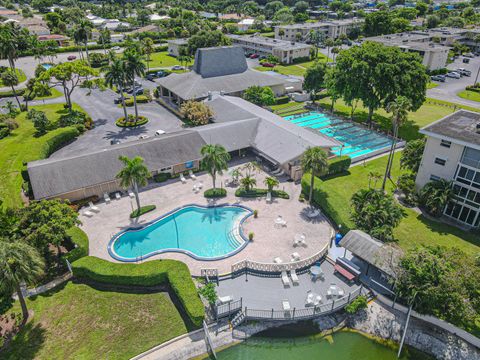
[427,82,438,89]
[306,155,480,253]
[2,282,189,360]
[0,68,27,86]
[33,87,63,100]
[457,90,480,103]
[0,103,84,208]
[146,51,193,69]
[254,54,330,77]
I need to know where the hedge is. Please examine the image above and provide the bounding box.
[204,188,227,198]
[326,156,351,176]
[64,227,89,263]
[71,256,205,327]
[130,205,156,218]
[235,188,290,199]
[275,96,290,105]
[44,127,80,157]
[124,95,150,106]
[153,172,171,183]
[116,115,149,127]
[0,88,25,98]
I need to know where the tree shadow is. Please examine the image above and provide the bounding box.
[1,323,47,360]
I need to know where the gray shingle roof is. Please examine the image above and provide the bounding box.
[28,130,206,199]
[339,230,401,277]
[420,110,480,149]
[193,46,248,78]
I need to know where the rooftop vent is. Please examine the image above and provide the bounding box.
[476,123,480,134]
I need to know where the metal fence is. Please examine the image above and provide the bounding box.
[243,286,364,321]
[215,298,243,319]
[231,244,329,276]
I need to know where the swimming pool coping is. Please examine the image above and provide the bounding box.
[107,203,254,263]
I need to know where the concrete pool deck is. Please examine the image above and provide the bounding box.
[80,164,333,276]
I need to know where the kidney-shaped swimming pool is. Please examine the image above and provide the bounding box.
[108,204,252,261]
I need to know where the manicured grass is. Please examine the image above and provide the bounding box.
[130,204,156,218]
[254,54,330,77]
[33,87,63,100]
[0,68,27,86]
[303,155,480,253]
[271,101,307,116]
[2,282,189,360]
[457,90,480,103]
[0,103,84,208]
[146,51,193,69]
[427,82,438,89]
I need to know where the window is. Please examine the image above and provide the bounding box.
[440,139,451,148]
[434,157,446,166]
[430,174,441,181]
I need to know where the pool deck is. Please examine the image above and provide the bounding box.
[80,163,334,276]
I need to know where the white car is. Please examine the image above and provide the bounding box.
[155,130,166,136]
[171,65,183,70]
[139,135,150,140]
[446,72,461,79]
[112,46,121,51]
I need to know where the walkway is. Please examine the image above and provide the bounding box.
[14,272,72,300]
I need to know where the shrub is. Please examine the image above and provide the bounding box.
[253,209,258,218]
[198,282,217,304]
[71,256,205,326]
[248,232,254,240]
[326,156,351,176]
[44,127,80,157]
[235,188,290,199]
[180,100,213,126]
[397,173,418,206]
[58,110,88,128]
[89,52,109,68]
[243,86,275,106]
[124,95,150,106]
[64,227,89,263]
[345,295,368,314]
[69,195,100,212]
[27,108,49,135]
[153,172,171,183]
[130,205,156,218]
[204,188,227,198]
[116,115,149,127]
[275,96,290,105]
[419,179,453,217]
[0,123,10,139]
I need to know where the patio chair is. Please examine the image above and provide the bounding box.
[103,193,111,204]
[266,192,272,203]
[313,295,322,306]
[338,288,345,297]
[88,201,100,213]
[189,170,197,180]
[305,290,314,306]
[274,257,283,264]
[180,174,187,184]
[290,269,299,285]
[193,184,199,193]
[281,271,290,286]
[282,299,291,316]
[326,289,332,298]
[197,181,203,189]
[83,209,94,217]
[115,192,121,200]
[128,190,134,199]
[291,252,300,262]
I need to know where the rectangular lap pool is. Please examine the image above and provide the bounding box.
[284,111,394,160]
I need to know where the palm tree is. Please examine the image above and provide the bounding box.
[381,96,412,191]
[264,176,279,193]
[116,156,150,213]
[104,58,129,121]
[74,21,91,63]
[200,144,230,189]
[368,171,382,189]
[419,179,453,217]
[301,147,328,205]
[324,37,334,62]
[123,50,146,124]
[1,69,21,108]
[142,37,154,73]
[0,24,19,70]
[0,241,44,324]
[240,176,256,192]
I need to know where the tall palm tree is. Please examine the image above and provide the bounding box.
[0,241,44,324]
[381,96,412,191]
[116,156,150,213]
[264,176,279,192]
[240,176,256,192]
[104,58,129,121]
[0,24,19,70]
[324,37,334,62]
[200,144,230,189]
[419,179,453,217]
[123,50,146,124]
[368,171,382,190]
[142,37,154,73]
[74,21,92,63]
[1,69,21,108]
[301,146,328,205]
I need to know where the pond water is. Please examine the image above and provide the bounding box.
[215,330,432,360]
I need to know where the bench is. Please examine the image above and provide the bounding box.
[335,257,361,281]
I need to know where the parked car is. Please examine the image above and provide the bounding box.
[262,62,275,68]
[139,135,150,140]
[110,139,121,145]
[249,53,259,59]
[456,68,471,76]
[155,129,166,136]
[156,70,167,78]
[171,65,183,70]
[463,58,470,64]
[145,74,155,81]
[464,53,474,58]
[112,46,120,50]
[259,55,267,60]
[132,88,144,96]
[67,55,76,61]
[114,97,125,104]
[446,72,461,79]
[431,75,445,82]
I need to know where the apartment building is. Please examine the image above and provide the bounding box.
[274,19,363,42]
[415,111,480,229]
[228,34,311,64]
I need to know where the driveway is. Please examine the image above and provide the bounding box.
[427,56,480,108]
[32,87,184,159]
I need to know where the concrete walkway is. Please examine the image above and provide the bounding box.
[14,272,72,300]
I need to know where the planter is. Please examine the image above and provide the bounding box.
[116,115,149,127]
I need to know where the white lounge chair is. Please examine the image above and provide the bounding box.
[88,201,100,212]
[306,291,314,306]
[115,192,121,200]
[327,289,333,298]
[193,184,199,193]
[313,295,322,306]
[266,192,272,203]
[197,181,203,189]
[189,170,196,180]
[281,271,290,286]
[338,288,345,297]
[128,190,134,199]
[104,193,111,203]
[273,257,283,264]
[291,252,300,262]
[290,269,299,285]
[180,174,187,184]
[83,209,94,217]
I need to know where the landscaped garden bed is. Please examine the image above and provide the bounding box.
[235,188,290,199]
[130,205,156,218]
[204,188,227,198]
[115,115,149,127]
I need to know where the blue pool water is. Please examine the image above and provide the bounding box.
[284,112,394,160]
[110,205,252,261]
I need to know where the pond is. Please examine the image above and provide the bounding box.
[215,329,432,360]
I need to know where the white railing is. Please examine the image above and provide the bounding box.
[231,244,329,274]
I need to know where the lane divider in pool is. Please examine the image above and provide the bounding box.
[107,203,254,263]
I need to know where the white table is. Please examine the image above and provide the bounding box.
[282,300,291,311]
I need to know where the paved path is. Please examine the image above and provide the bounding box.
[14,272,72,300]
